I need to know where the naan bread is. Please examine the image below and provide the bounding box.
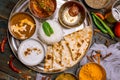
[44,46,53,72]
[60,40,73,67]
[52,43,64,71]
[64,27,92,61]
[44,45,64,72]
[52,43,62,65]
[44,26,92,72]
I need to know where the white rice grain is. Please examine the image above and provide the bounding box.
[38,20,63,45]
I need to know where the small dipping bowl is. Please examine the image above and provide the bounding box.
[29,0,57,19]
[85,0,111,9]
[8,12,36,40]
[58,1,86,28]
[55,73,77,80]
[18,39,45,66]
[79,62,106,80]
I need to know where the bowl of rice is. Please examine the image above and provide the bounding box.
[38,20,63,45]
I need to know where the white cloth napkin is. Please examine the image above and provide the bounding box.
[36,73,52,80]
[80,42,120,80]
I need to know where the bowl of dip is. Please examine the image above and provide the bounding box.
[8,12,36,40]
[85,0,111,9]
[58,1,86,28]
[18,39,45,66]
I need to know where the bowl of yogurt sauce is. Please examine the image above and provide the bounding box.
[58,1,86,28]
[18,39,45,66]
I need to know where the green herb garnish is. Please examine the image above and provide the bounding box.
[42,21,54,37]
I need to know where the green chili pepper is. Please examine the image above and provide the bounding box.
[91,14,108,34]
[42,21,54,37]
[45,22,54,34]
[91,12,115,38]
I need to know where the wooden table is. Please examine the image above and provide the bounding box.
[0,0,36,79]
[0,0,119,80]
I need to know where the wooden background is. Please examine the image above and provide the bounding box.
[0,0,36,79]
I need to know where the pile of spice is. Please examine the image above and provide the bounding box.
[80,42,120,80]
[79,63,106,80]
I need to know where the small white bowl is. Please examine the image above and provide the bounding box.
[18,39,45,66]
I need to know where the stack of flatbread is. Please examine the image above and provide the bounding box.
[44,27,92,72]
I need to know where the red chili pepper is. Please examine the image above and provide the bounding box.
[0,42,1,52]
[95,13,105,20]
[1,37,7,52]
[8,56,22,73]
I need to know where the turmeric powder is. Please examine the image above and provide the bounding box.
[79,63,106,80]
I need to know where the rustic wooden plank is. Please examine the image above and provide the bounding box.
[0,0,19,19]
[0,70,17,80]
[0,19,36,79]
[0,0,37,79]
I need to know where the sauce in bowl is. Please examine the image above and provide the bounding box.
[9,12,36,40]
[29,0,56,19]
[18,39,45,66]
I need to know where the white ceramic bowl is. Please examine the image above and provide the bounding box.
[18,39,45,66]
